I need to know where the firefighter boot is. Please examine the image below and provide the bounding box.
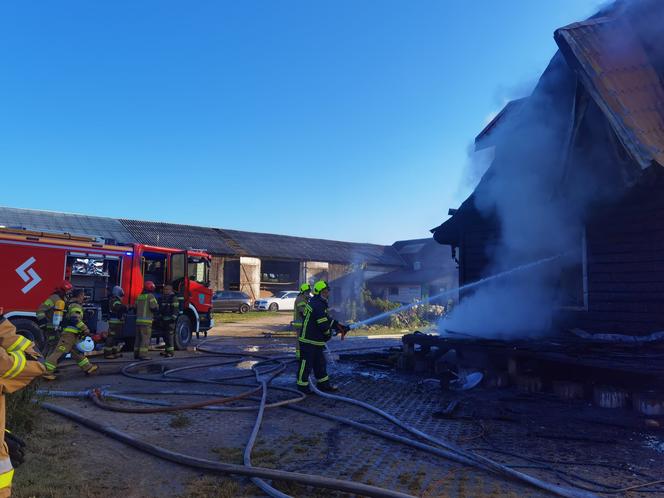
[85,364,99,376]
[160,350,174,358]
[317,381,339,393]
[42,371,57,381]
[297,385,311,394]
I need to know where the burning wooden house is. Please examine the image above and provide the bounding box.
[392,2,664,415]
[433,0,664,339]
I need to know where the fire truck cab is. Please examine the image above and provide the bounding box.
[0,227,214,351]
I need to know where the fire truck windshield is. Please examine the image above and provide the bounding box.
[187,257,210,286]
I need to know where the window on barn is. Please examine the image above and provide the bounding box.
[558,230,588,310]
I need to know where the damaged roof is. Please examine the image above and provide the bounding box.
[555,12,664,169]
[433,1,664,245]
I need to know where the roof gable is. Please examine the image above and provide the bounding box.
[555,14,664,169]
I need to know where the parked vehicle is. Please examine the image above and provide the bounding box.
[254,290,299,311]
[212,291,252,313]
[0,227,213,351]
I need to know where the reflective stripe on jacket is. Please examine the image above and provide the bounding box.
[292,293,309,329]
[109,297,127,324]
[299,294,338,346]
[136,292,159,325]
[0,318,46,495]
[0,318,45,393]
[0,454,13,492]
[62,303,90,336]
[158,293,181,321]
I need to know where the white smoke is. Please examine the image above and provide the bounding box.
[441,1,648,337]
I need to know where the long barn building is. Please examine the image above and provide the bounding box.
[0,206,406,302]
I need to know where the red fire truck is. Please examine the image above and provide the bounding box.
[0,227,213,351]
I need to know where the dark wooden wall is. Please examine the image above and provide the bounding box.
[567,191,664,335]
[455,185,664,335]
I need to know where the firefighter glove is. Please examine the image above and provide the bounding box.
[336,323,350,340]
[5,430,26,468]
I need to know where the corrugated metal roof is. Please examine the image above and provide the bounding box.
[0,206,403,266]
[119,219,236,255]
[555,15,664,169]
[0,206,136,244]
[218,229,404,266]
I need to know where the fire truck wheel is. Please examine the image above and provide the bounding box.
[174,315,192,350]
[10,319,45,353]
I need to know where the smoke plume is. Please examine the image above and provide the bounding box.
[441,1,655,338]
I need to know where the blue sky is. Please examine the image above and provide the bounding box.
[0,0,603,244]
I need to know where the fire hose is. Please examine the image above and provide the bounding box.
[38,340,659,497]
[39,401,415,498]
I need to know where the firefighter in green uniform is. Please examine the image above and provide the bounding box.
[291,283,311,359]
[134,281,159,360]
[104,285,126,359]
[36,280,72,355]
[43,289,98,380]
[296,280,349,394]
[157,284,182,357]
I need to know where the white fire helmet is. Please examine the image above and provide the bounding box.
[76,336,95,353]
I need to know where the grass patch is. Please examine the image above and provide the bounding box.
[211,446,278,468]
[13,420,111,498]
[178,475,249,498]
[170,412,192,429]
[211,446,243,463]
[213,311,281,324]
[397,470,427,494]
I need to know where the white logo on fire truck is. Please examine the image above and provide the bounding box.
[16,257,42,294]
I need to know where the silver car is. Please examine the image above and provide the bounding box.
[212,291,252,313]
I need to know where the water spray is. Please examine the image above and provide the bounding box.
[349,253,567,330]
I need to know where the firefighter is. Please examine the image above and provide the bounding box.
[291,283,311,359]
[296,280,349,394]
[157,284,182,357]
[0,312,46,497]
[134,281,159,360]
[35,280,72,355]
[104,286,126,359]
[43,289,98,380]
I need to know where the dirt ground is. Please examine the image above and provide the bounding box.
[10,316,664,498]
